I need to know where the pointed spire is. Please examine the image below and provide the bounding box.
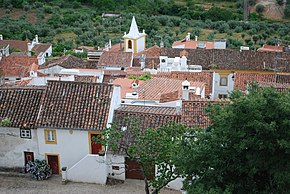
[123,16,142,39]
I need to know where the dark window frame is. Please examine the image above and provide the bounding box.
[20,129,32,139]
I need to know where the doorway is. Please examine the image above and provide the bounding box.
[24,152,34,173]
[47,154,59,174]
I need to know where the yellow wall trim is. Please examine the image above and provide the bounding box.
[44,129,57,144]
[88,131,104,154]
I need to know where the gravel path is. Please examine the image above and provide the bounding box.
[0,175,181,194]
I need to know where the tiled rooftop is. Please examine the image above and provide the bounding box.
[0,56,38,77]
[114,104,181,130]
[98,51,133,68]
[38,81,113,131]
[40,54,86,69]
[182,99,230,129]
[153,71,213,97]
[32,44,52,56]
[112,78,144,99]
[0,87,44,128]
[0,40,29,51]
[161,48,290,72]
[136,77,205,101]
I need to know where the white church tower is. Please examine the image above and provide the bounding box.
[123,16,146,54]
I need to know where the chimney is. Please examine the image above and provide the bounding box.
[109,39,112,49]
[182,80,190,100]
[160,41,164,48]
[195,36,198,41]
[186,33,190,41]
[120,40,123,51]
[0,35,3,40]
[142,29,145,34]
[176,101,181,114]
[35,35,39,43]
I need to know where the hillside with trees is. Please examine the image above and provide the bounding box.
[0,0,289,56]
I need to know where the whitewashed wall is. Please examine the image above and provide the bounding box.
[137,37,145,53]
[0,127,39,168]
[37,128,89,170]
[38,65,65,75]
[107,154,126,181]
[213,73,234,99]
[67,154,108,184]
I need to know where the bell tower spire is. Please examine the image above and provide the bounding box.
[123,16,146,54]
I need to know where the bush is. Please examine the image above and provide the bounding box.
[26,160,52,180]
[285,5,290,18]
[256,4,265,13]
[277,0,284,5]
[0,118,11,127]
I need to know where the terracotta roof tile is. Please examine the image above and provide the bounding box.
[112,78,144,98]
[114,105,181,130]
[0,56,39,77]
[40,54,86,69]
[38,81,113,131]
[103,70,127,84]
[153,71,213,97]
[234,72,276,91]
[134,45,161,57]
[98,51,133,68]
[0,87,44,128]
[136,77,205,101]
[0,40,29,51]
[182,99,230,129]
[257,45,284,52]
[161,48,290,72]
[32,44,52,55]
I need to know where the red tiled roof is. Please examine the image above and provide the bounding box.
[257,45,284,52]
[40,54,86,69]
[182,99,230,129]
[172,40,197,49]
[0,56,39,77]
[234,72,276,91]
[112,78,144,98]
[136,77,205,101]
[161,48,290,72]
[0,40,29,51]
[109,43,123,52]
[172,40,214,49]
[114,105,181,130]
[103,70,127,83]
[98,51,133,68]
[256,81,290,89]
[37,81,113,131]
[32,44,52,56]
[0,88,44,128]
[153,71,213,97]
[134,45,161,57]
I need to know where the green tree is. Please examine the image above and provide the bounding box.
[97,118,191,194]
[176,85,290,193]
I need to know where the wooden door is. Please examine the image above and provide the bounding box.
[24,152,34,173]
[125,158,154,180]
[90,134,102,154]
[47,155,59,174]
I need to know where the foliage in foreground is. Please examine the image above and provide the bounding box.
[176,86,290,193]
[26,159,52,180]
[97,118,193,194]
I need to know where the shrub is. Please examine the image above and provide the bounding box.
[26,160,52,180]
[0,118,11,127]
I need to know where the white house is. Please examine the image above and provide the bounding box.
[0,88,44,170]
[123,16,146,54]
[36,81,121,184]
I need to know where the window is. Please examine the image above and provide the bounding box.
[218,94,228,99]
[20,129,31,139]
[128,40,132,49]
[44,129,57,144]
[220,76,228,86]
